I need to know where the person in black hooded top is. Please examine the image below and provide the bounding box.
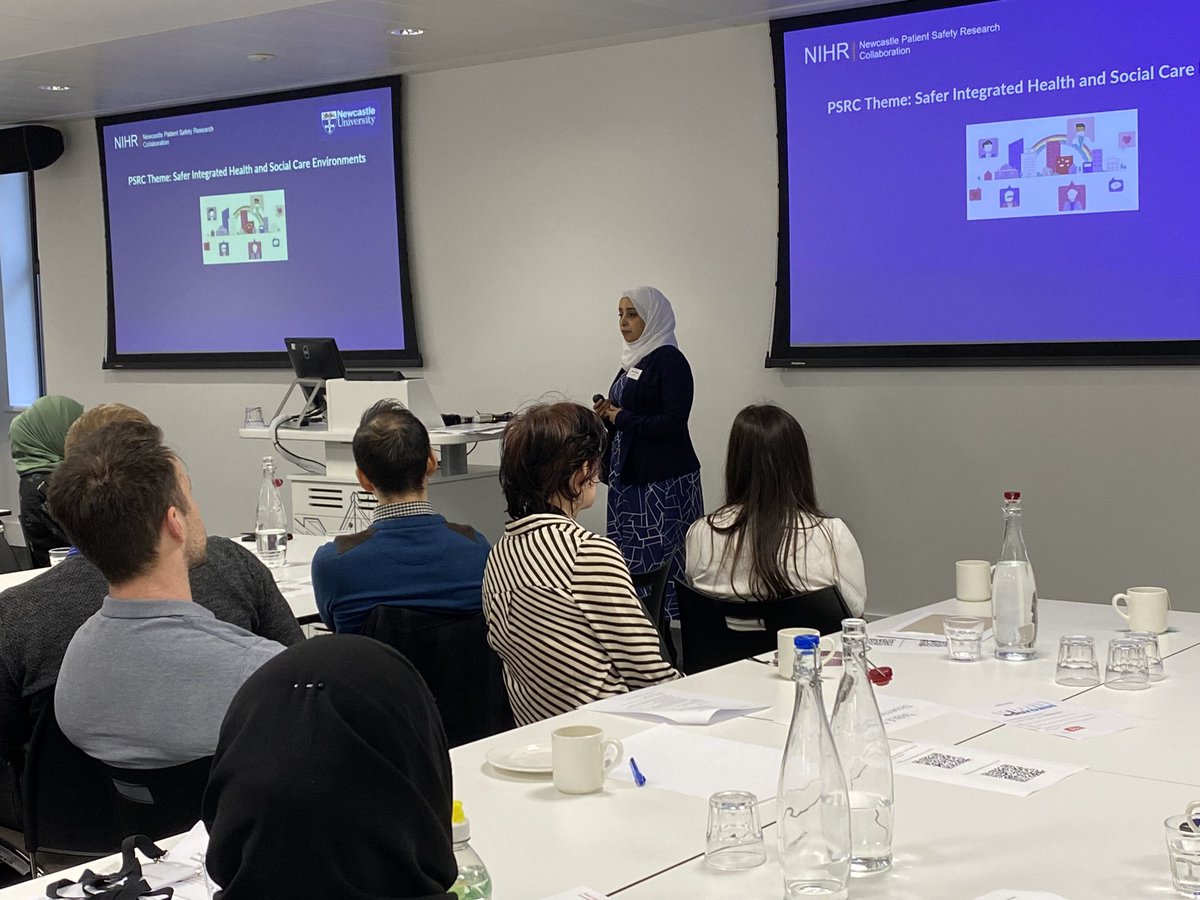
[202,634,457,900]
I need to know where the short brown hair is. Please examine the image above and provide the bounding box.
[352,400,430,496]
[499,402,606,519]
[64,403,151,458]
[48,420,187,584]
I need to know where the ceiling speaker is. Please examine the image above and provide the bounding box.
[0,125,64,174]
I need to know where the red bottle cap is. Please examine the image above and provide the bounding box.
[1004,491,1021,501]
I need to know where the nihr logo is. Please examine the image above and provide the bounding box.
[112,133,139,149]
[804,42,851,64]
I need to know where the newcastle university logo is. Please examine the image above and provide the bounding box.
[319,105,378,137]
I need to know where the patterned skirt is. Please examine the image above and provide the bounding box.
[606,467,704,619]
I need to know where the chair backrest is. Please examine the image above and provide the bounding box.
[674,580,851,675]
[21,695,122,863]
[99,756,213,842]
[361,606,515,747]
[0,531,22,575]
[630,561,674,665]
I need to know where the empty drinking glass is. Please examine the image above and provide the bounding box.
[1164,810,1200,897]
[705,791,766,870]
[943,616,985,662]
[1105,638,1150,691]
[1127,631,1164,682]
[243,406,266,428]
[1055,635,1099,687]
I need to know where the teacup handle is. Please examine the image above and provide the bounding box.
[818,636,836,661]
[601,738,624,775]
[1112,593,1130,622]
[1186,800,1200,832]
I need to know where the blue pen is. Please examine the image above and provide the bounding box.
[629,757,646,787]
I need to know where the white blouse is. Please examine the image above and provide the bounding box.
[683,507,867,616]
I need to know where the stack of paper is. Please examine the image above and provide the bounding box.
[588,686,767,725]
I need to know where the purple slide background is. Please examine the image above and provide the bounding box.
[783,0,1200,346]
[102,87,406,354]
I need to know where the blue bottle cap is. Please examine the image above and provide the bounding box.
[794,634,820,651]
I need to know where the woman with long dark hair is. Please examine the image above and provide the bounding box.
[483,401,678,726]
[684,404,866,615]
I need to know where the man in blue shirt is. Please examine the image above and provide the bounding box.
[311,400,491,634]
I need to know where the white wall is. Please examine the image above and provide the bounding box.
[33,25,1200,614]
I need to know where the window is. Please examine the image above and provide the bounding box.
[0,172,44,408]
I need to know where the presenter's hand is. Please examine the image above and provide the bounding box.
[594,400,622,424]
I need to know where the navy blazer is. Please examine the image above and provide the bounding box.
[604,345,701,486]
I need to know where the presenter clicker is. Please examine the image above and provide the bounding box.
[593,286,703,618]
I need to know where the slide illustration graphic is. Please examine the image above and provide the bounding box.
[966,109,1138,221]
[200,190,288,264]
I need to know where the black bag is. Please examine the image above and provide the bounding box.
[45,834,174,899]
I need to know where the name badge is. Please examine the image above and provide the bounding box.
[628,368,643,381]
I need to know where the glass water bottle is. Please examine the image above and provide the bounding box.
[991,490,1038,660]
[254,456,288,568]
[778,634,851,899]
[829,618,894,874]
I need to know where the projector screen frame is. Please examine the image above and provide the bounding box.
[96,75,422,371]
[765,0,1200,369]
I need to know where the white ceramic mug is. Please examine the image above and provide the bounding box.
[955,560,994,602]
[1112,586,1170,635]
[777,627,836,680]
[551,725,623,794]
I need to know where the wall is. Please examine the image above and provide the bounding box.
[33,25,1200,614]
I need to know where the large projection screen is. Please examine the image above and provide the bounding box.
[97,76,420,369]
[768,0,1200,367]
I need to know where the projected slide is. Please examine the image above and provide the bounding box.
[200,190,288,264]
[99,79,413,361]
[772,0,1200,357]
[966,110,1138,221]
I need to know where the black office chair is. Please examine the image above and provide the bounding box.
[630,561,675,666]
[19,694,122,875]
[361,606,515,747]
[0,510,22,574]
[674,580,851,675]
[99,757,212,842]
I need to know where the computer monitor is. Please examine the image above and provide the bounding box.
[284,338,345,423]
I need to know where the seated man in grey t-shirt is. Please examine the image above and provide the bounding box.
[50,419,285,768]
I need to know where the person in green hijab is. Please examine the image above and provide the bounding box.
[9,395,83,567]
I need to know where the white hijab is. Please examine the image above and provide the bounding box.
[619,286,678,371]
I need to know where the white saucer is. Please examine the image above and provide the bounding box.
[486,742,553,774]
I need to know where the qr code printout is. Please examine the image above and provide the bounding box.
[981,763,1046,784]
[913,751,970,770]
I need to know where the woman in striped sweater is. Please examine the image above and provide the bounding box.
[483,402,680,725]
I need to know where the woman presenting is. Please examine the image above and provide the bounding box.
[594,286,703,617]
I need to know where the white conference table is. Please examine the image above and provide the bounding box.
[2,597,1198,899]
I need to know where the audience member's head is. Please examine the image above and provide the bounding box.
[48,420,207,584]
[499,401,606,519]
[63,402,151,458]
[713,404,828,597]
[9,395,84,474]
[352,400,435,500]
[203,635,456,899]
